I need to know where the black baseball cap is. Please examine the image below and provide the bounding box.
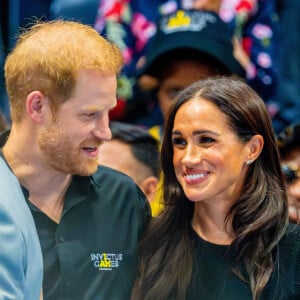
[139,9,244,77]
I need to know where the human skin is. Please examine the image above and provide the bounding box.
[99,139,159,202]
[172,97,263,244]
[3,69,117,223]
[188,0,222,12]
[38,69,117,176]
[157,59,219,121]
[281,148,300,223]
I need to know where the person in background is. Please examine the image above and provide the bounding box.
[94,0,278,129]
[0,0,11,122]
[130,8,297,219]
[0,156,43,300]
[132,76,300,300]
[272,0,300,133]
[136,9,244,139]
[98,121,160,203]
[133,8,244,216]
[182,0,278,107]
[277,122,300,223]
[1,20,150,300]
[218,0,278,109]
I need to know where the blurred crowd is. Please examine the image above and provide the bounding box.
[0,0,299,133]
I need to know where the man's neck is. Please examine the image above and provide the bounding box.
[28,174,72,223]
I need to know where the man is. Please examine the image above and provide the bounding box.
[98,121,160,203]
[0,156,43,299]
[1,20,150,300]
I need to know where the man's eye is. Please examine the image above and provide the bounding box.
[85,112,100,118]
[172,137,186,146]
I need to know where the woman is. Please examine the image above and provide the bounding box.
[131,76,300,300]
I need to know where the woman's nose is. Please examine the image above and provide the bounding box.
[181,144,201,165]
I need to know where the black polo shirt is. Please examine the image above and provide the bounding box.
[22,166,151,300]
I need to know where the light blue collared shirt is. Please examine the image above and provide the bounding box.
[0,156,43,299]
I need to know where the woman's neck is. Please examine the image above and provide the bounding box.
[191,203,235,245]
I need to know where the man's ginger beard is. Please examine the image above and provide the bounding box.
[38,122,99,176]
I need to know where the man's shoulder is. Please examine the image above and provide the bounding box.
[92,165,137,186]
[90,165,151,220]
[91,165,145,200]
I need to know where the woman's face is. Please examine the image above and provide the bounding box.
[172,98,251,206]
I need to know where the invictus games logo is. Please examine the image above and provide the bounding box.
[90,252,123,271]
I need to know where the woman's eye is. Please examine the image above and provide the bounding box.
[172,137,186,146]
[199,136,215,143]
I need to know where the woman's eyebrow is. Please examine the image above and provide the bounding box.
[172,129,220,136]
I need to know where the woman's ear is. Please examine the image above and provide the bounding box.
[26,91,48,123]
[245,134,264,164]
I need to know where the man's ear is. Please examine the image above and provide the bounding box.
[26,91,49,123]
[245,134,264,164]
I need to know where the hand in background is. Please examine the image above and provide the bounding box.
[232,36,251,71]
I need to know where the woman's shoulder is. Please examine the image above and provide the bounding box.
[278,223,300,260]
[277,223,300,297]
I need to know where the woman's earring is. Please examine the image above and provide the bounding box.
[246,160,254,165]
